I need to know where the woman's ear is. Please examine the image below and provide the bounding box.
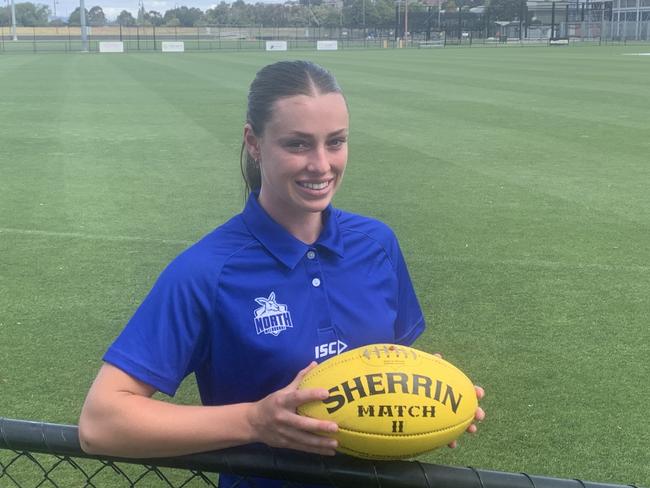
[243,124,260,161]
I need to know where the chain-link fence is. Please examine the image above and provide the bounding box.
[1,22,649,53]
[0,418,645,488]
[0,25,398,53]
[0,450,218,487]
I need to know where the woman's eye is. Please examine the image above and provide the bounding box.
[286,141,308,150]
[329,138,347,148]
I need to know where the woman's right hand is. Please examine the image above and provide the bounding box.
[247,362,339,456]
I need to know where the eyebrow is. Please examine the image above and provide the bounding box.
[284,129,348,138]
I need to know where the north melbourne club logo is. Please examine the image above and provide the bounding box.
[253,292,294,336]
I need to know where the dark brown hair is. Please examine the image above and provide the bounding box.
[241,60,344,196]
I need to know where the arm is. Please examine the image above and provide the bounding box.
[78,362,338,458]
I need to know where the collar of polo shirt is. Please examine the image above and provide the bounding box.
[241,193,345,270]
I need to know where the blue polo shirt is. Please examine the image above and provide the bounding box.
[104,193,425,486]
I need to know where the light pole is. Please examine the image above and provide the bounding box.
[397,0,400,38]
[79,0,88,51]
[10,0,17,41]
[404,0,408,41]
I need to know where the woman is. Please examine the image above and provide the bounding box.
[79,60,484,488]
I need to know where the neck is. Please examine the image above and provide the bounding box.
[280,212,323,244]
[257,194,324,245]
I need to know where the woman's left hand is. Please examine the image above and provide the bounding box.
[448,385,485,449]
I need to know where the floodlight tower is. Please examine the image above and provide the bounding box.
[79,0,88,51]
[404,0,409,40]
[10,0,17,41]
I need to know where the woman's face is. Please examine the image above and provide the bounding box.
[246,92,349,223]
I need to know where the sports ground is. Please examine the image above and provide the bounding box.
[1,45,649,485]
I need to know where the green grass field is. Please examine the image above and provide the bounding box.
[1,45,649,486]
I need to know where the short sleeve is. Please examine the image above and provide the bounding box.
[103,253,214,396]
[392,240,425,345]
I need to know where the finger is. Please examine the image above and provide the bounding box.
[287,427,338,449]
[292,440,338,457]
[475,385,485,400]
[466,423,478,434]
[276,423,339,455]
[291,410,338,435]
[447,440,458,449]
[283,386,330,410]
[287,362,319,389]
[433,353,443,359]
[475,407,485,422]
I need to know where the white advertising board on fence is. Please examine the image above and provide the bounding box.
[99,42,124,53]
[266,41,288,51]
[162,41,185,52]
[316,40,338,50]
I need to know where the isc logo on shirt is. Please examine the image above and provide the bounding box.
[253,292,293,336]
[315,340,348,360]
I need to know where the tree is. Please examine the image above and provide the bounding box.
[312,5,342,28]
[373,0,395,29]
[87,6,106,26]
[342,0,362,28]
[341,0,393,29]
[144,10,164,26]
[0,6,10,26]
[116,10,136,26]
[48,17,67,26]
[162,6,205,27]
[68,7,88,26]
[205,2,230,24]
[229,0,254,26]
[256,4,287,27]
[487,0,524,21]
[11,2,50,26]
[283,3,310,26]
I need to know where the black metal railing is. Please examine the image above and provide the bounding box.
[0,418,644,488]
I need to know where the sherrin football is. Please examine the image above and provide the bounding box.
[297,344,478,460]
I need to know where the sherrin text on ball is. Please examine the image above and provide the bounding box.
[297,344,478,460]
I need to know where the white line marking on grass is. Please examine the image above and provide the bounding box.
[0,227,193,247]
[622,53,650,56]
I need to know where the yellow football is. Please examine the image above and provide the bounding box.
[297,344,478,460]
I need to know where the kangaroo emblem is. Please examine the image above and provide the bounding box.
[253,292,293,336]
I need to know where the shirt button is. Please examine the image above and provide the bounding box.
[307,250,316,260]
[312,278,321,287]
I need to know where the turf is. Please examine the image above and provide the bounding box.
[1,45,649,486]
